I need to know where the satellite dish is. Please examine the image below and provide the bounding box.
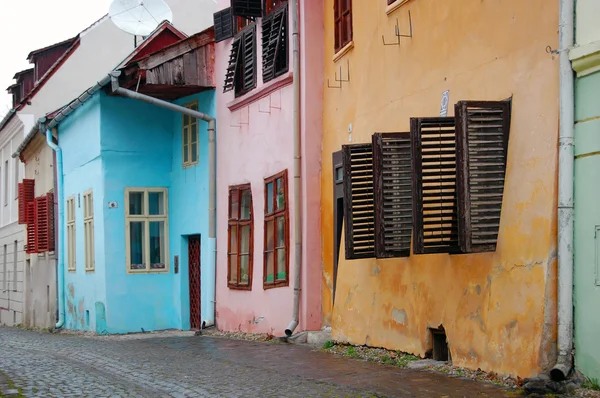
[109,0,173,36]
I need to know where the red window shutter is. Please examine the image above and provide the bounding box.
[34,196,49,253]
[46,193,55,252]
[26,202,36,253]
[18,179,35,224]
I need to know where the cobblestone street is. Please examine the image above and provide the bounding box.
[0,327,516,397]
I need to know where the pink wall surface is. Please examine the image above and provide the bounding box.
[215,0,324,335]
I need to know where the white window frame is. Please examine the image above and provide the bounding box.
[14,158,19,200]
[83,190,95,272]
[67,196,76,272]
[125,188,169,274]
[3,160,7,206]
[182,101,199,168]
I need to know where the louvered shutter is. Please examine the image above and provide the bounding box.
[373,133,412,258]
[410,117,460,254]
[18,179,35,224]
[46,192,55,252]
[342,143,375,259]
[34,196,49,253]
[262,4,288,83]
[231,0,262,17]
[26,202,36,254]
[455,100,511,253]
[241,26,257,93]
[214,8,234,43]
[223,36,242,93]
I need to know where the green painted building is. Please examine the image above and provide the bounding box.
[572,0,600,381]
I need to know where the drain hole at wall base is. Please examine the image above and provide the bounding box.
[430,326,450,362]
[85,310,90,327]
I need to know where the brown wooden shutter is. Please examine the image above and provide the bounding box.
[241,25,257,93]
[231,0,263,18]
[410,117,460,254]
[342,143,375,259]
[34,196,49,253]
[18,179,35,224]
[223,36,242,93]
[46,192,55,252]
[214,8,235,43]
[262,4,288,83]
[455,100,511,253]
[26,202,36,254]
[373,132,413,258]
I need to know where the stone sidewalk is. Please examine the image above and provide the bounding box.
[0,327,517,397]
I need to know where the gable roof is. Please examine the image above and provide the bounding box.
[13,69,34,79]
[26,37,78,62]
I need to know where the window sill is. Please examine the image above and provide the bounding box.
[386,0,412,15]
[227,72,293,112]
[228,284,252,291]
[333,41,354,63]
[127,269,170,274]
[263,281,289,290]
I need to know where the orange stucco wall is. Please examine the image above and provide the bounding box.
[321,0,559,377]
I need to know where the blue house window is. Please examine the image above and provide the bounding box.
[125,188,169,273]
[183,102,199,168]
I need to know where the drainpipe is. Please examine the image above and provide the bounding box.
[110,74,218,328]
[44,125,66,329]
[285,0,302,337]
[551,0,575,382]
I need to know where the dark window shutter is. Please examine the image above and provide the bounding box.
[46,192,55,252]
[34,196,49,253]
[18,179,35,224]
[231,0,262,18]
[26,202,36,254]
[214,8,234,43]
[410,117,460,254]
[262,4,288,83]
[455,100,512,253]
[241,25,257,93]
[342,143,375,259]
[223,36,242,93]
[373,133,412,258]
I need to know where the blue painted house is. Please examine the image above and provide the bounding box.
[37,28,217,333]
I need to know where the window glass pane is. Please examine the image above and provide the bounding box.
[129,192,144,215]
[229,255,238,282]
[148,191,165,215]
[191,141,198,163]
[276,178,285,210]
[240,255,249,284]
[229,226,238,254]
[265,251,274,283]
[129,221,145,269]
[266,182,274,214]
[240,189,251,220]
[241,225,250,255]
[183,144,189,164]
[229,190,239,220]
[149,221,165,269]
[335,167,343,182]
[276,216,285,248]
[265,219,274,251]
[183,114,189,126]
[276,248,286,280]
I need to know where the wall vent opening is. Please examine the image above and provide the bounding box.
[430,325,450,362]
[85,310,90,326]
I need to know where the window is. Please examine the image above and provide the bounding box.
[262,2,288,83]
[264,0,285,15]
[14,158,19,200]
[228,185,253,289]
[4,160,8,206]
[334,0,353,52]
[67,196,76,272]
[183,102,199,167]
[236,16,250,33]
[18,179,34,225]
[33,194,54,253]
[263,170,289,288]
[12,240,17,291]
[125,188,169,273]
[83,190,94,272]
[2,245,6,291]
[223,24,257,97]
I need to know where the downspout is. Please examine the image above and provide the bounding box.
[110,74,217,328]
[285,0,302,337]
[551,0,575,381]
[45,125,66,329]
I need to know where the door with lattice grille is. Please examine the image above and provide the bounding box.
[188,235,201,329]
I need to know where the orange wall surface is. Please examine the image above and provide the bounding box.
[321,0,559,377]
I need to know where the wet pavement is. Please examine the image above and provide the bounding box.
[0,327,517,397]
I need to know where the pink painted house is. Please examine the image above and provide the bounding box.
[213,0,323,335]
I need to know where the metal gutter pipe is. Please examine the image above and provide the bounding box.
[45,126,66,329]
[110,75,218,328]
[551,0,575,381]
[285,0,302,337]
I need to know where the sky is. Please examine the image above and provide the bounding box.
[0,0,113,119]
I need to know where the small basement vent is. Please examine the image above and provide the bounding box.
[430,326,450,362]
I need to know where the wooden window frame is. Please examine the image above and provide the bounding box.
[263,170,289,289]
[223,23,257,97]
[83,190,95,272]
[125,188,170,274]
[228,184,254,290]
[264,0,286,15]
[262,2,289,83]
[334,0,353,53]
[182,101,199,168]
[66,196,76,272]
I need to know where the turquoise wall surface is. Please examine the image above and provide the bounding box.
[58,89,215,333]
[574,69,600,380]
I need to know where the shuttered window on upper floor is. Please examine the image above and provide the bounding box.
[214,8,234,43]
[231,0,263,18]
[223,24,257,97]
[261,2,288,83]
